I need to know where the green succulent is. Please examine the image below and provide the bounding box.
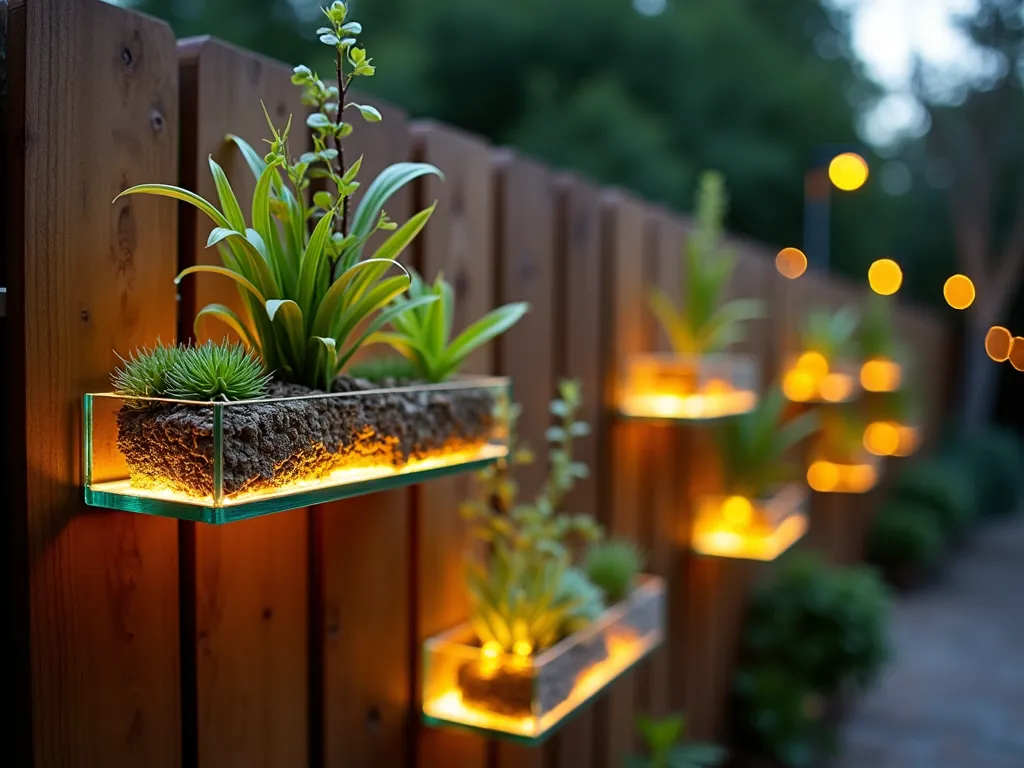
[799,305,860,368]
[111,339,183,401]
[556,567,606,636]
[628,713,726,768]
[716,386,819,499]
[584,538,644,604]
[165,340,272,401]
[461,379,604,654]
[113,1,442,391]
[376,269,529,382]
[649,171,763,357]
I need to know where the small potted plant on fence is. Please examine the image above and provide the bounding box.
[805,408,880,494]
[618,171,763,422]
[692,386,818,560]
[782,306,860,404]
[421,380,666,742]
[84,2,526,523]
[732,553,890,768]
[857,296,921,457]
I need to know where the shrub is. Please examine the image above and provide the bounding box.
[628,713,726,768]
[945,426,1024,516]
[584,539,644,604]
[892,459,976,537]
[868,504,945,574]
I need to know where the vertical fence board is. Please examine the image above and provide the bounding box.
[319,96,414,768]
[177,38,310,768]
[546,173,606,767]
[411,121,493,768]
[9,0,182,765]
[493,151,556,768]
[597,191,650,767]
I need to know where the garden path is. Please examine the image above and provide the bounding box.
[837,514,1024,768]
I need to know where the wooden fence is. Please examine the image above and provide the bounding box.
[4,1,952,766]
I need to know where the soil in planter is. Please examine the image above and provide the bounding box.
[456,633,610,719]
[116,375,496,499]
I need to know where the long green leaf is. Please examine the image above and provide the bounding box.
[176,265,267,306]
[267,299,305,373]
[206,227,280,298]
[342,163,443,264]
[332,273,414,344]
[114,185,229,230]
[311,259,407,337]
[296,209,337,323]
[443,302,529,375]
[226,134,268,181]
[649,288,693,355]
[366,202,437,264]
[193,303,257,354]
[336,295,440,371]
[309,336,338,391]
[252,161,293,296]
[208,157,246,232]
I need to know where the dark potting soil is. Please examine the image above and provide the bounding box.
[116,375,496,498]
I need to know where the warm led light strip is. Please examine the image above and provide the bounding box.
[618,390,758,420]
[90,443,508,506]
[423,632,660,739]
[692,512,808,561]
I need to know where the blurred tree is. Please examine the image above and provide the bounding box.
[912,0,1024,426]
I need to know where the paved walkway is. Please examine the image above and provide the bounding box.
[837,515,1024,768]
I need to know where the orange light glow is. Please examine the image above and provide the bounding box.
[863,421,900,456]
[828,152,869,192]
[892,425,920,457]
[819,373,854,403]
[1010,337,1024,372]
[807,459,878,493]
[776,247,808,279]
[782,369,816,402]
[868,259,903,296]
[691,487,808,561]
[986,326,1012,362]
[860,358,902,392]
[796,351,829,379]
[617,354,758,420]
[944,274,976,310]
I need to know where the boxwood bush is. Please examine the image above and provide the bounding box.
[944,426,1024,517]
[891,458,976,539]
[868,503,945,582]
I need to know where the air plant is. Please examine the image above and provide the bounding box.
[111,339,183,401]
[649,171,763,357]
[113,1,441,391]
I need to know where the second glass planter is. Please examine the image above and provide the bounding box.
[692,484,808,561]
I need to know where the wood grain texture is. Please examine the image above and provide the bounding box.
[8,0,182,765]
[319,94,414,768]
[176,38,310,768]
[492,150,556,768]
[547,174,606,768]
[411,121,493,768]
[597,191,650,768]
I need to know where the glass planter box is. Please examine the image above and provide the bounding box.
[782,353,858,404]
[859,357,902,393]
[863,420,920,458]
[83,376,511,523]
[806,456,880,494]
[421,575,665,744]
[616,353,758,422]
[692,485,808,561]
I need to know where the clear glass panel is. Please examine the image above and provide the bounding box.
[422,575,665,744]
[781,353,859,404]
[83,376,511,523]
[617,353,758,422]
[692,485,808,561]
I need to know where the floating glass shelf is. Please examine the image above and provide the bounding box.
[83,376,510,523]
[782,352,859,404]
[616,353,758,423]
[692,485,809,561]
[422,575,665,744]
[806,456,880,494]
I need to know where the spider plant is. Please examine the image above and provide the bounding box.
[798,305,860,368]
[374,269,529,382]
[716,386,819,500]
[649,171,763,357]
[113,1,441,391]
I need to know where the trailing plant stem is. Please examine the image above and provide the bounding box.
[336,50,349,236]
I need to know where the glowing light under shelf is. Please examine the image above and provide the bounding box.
[864,421,919,458]
[617,389,758,421]
[860,358,902,393]
[617,353,759,421]
[782,353,857,404]
[691,487,808,561]
[422,632,660,741]
[806,458,879,493]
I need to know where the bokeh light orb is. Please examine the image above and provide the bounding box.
[776,247,808,279]
[1010,337,1024,372]
[864,421,899,456]
[828,152,869,192]
[943,274,976,310]
[807,461,839,492]
[985,326,1012,362]
[867,259,903,296]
